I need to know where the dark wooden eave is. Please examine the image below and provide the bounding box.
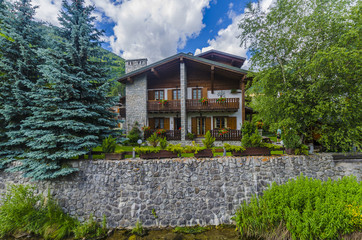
[118,52,248,84]
[196,49,246,68]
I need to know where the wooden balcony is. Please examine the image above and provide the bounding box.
[144,130,181,140]
[147,100,181,113]
[186,98,239,112]
[210,129,242,141]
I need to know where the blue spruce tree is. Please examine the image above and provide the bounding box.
[0,0,42,169]
[10,0,118,180]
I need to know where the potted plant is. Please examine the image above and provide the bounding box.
[194,131,214,158]
[199,97,208,105]
[155,129,166,136]
[147,133,160,147]
[166,144,185,157]
[102,135,124,160]
[216,97,226,104]
[224,143,245,156]
[158,99,168,107]
[241,129,270,156]
[255,121,264,136]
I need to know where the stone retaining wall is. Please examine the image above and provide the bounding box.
[0,154,360,228]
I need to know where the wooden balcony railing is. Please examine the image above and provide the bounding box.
[186,98,239,111]
[210,129,242,141]
[144,130,181,140]
[147,100,181,112]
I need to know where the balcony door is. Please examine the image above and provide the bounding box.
[191,117,211,137]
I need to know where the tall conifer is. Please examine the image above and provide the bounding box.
[11,0,118,179]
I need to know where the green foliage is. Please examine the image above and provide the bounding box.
[233,174,361,239]
[264,143,283,151]
[0,184,108,240]
[173,226,208,234]
[151,209,158,219]
[135,147,160,155]
[283,130,301,149]
[73,214,107,240]
[242,129,263,148]
[126,123,142,146]
[102,135,117,153]
[131,220,146,236]
[295,144,309,155]
[147,133,160,148]
[223,143,245,153]
[240,0,361,152]
[159,137,168,150]
[184,142,206,154]
[187,132,195,140]
[202,131,215,149]
[166,144,185,155]
[242,121,256,137]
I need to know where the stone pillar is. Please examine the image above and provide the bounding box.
[180,61,187,141]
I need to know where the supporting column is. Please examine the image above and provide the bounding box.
[211,65,215,94]
[180,59,187,141]
[240,75,246,126]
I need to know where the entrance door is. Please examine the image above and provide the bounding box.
[174,117,181,130]
[197,117,206,136]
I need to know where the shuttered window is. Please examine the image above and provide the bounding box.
[192,88,202,99]
[155,118,164,129]
[214,117,227,129]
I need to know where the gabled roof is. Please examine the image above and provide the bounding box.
[118,52,248,83]
[196,49,246,68]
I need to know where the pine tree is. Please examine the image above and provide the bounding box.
[0,0,42,168]
[10,0,118,180]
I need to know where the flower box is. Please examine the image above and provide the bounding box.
[140,150,177,159]
[232,151,244,156]
[194,149,213,158]
[285,148,295,155]
[105,153,124,160]
[240,147,270,156]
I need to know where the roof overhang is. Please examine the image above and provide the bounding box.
[118,53,248,84]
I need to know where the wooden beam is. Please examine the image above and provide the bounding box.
[240,75,246,125]
[180,56,184,62]
[211,65,215,94]
[151,68,160,78]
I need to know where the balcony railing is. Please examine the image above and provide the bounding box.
[186,98,239,112]
[147,100,181,112]
[144,130,181,140]
[210,129,242,141]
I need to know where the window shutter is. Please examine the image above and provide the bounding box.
[202,88,208,98]
[167,89,173,100]
[148,90,155,100]
[205,117,211,133]
[149,118,155,129]
[164,118,170,130]
[227,117,237,129]
[191,117,197,134]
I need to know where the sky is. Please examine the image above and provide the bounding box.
[29,0,274,66]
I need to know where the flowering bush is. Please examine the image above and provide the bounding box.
[256,121,264,129]
[218,128,229,136]
[155,129,166,135]
[199,97,208,104]
[141,126,151,131]
[158,99,168,105]
[216,97,226,103]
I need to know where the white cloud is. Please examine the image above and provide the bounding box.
[90,0,211,63]
[195,0,274,69]
[32,0,63,26]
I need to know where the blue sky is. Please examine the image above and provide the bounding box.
[30,0,273,65]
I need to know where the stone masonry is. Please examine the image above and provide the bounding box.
[0,155,360,229]
[125,74,148,131]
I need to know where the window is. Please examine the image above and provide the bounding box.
[173,89,181,100]
[155,118,164,129]
[155,90,164,100]
[192,88,202,99]
[214,117,227,129]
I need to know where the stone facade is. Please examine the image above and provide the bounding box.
[0,155,360,229]
[125,59,147,74]
[125,74,148,131]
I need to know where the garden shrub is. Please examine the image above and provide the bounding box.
[283,130,301,149]
[166,144,184,155]
[233,174,361,240]
[202,131,215,149]
[0,184,108,240]
[159,137,168,149]
[242,129,263,147]
[135,147,160,155]
[147,133,160,147]
[223,143,245,153]
[242,121,257,136]
[184,142,205,154]
[126,123,142,146]
[102,135,117,153]
[187,132,195,140]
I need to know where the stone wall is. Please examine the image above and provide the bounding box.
[0,155,360,229]
[125,74,147,131]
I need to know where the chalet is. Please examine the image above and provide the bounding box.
[118,50,252,142]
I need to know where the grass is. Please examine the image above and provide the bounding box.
[173,226,208,234]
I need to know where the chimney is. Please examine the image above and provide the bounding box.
[125,58,148,74]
